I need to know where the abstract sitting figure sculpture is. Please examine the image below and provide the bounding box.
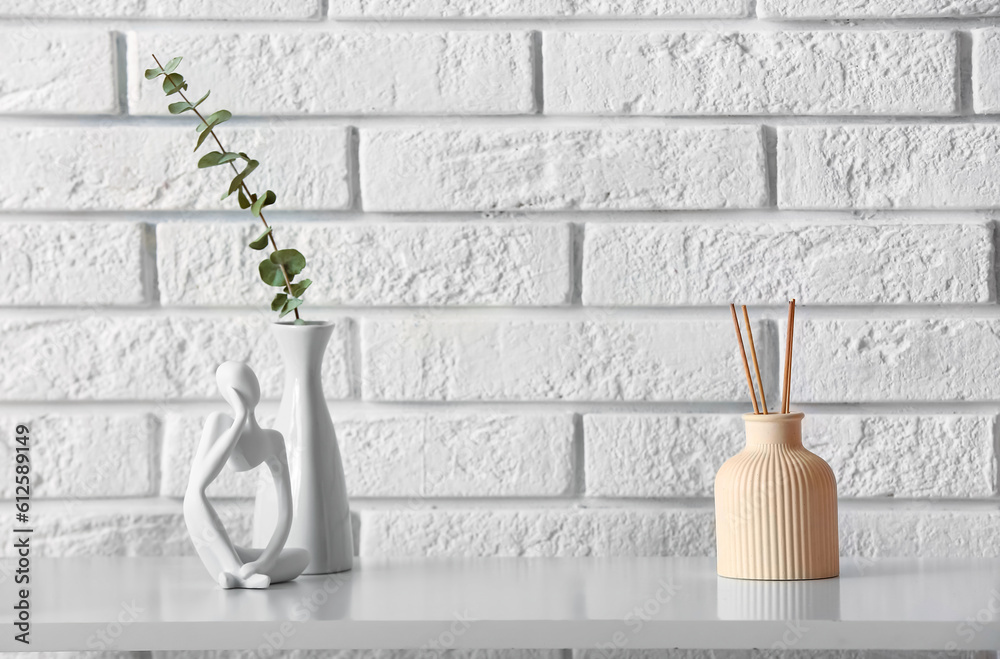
[184,361,309,589]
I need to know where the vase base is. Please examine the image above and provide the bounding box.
[302,562,354,576]
[717,570,840,581]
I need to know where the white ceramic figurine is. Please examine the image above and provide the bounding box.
[183,361,309,589]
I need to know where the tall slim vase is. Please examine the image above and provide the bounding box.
[715,412,838,581]
[252,321,353,574]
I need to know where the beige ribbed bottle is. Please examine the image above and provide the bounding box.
[715,412,839,580]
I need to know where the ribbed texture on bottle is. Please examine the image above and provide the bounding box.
[715,414,839,581]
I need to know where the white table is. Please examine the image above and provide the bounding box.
[4,556,999,652]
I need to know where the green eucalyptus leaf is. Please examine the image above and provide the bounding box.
[237,188,252,209]
[190,90,210,109]
[196,109,231,133]
[208,109,231,123]
[144,67,164,80]
[289,278,311,298]
[197,151,224,168]
[271,293,287,312]
[198,151,242,168]
[193,127,215,151]
[279,297,303,318]
[258,258,285,287]
[250,190,276,217]
[168,100,193,114]
[163,56,183,74]
[249,226,273,250]
[293,318,306,325]
[269,249,306,276]
[162,73,187,96]
[222,160,258,199]
[168,91,211,115]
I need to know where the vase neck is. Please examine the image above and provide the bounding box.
[743,414,804,448]
[271,322,333,387]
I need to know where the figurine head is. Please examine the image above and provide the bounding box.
[216,361,261,411]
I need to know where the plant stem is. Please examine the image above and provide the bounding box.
[152,54,301,321]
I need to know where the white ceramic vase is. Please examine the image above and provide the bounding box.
[715,412,839,581]
[252,321,353,574]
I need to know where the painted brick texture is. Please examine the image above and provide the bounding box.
[361,319,775,401]
[360,127,767,211]
[0,316,352,400]
[757,0,1000,18]
[161,412,574,498]
[157,221,572,306]
[545,31,957,116]
[973,29,1000,113]
[0,28,116,114]
[331,0,748,17]
[0,0,319,18]
[582,222,994,306]
[778,125,1000,209]
[0,126,349,210]
[584,414,996,498]
[1,222,147,306]
[129,31,534,115]
[791,319,1000,402]
[4,2,1000,656]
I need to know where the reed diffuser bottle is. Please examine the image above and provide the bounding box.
[716,301,839,580]
[715,412,839,580]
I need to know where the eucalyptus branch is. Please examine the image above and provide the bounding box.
[146,54,311,322]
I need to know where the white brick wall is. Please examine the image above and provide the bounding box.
[330,0,750,18]
[757,0,1000,18]
[778,125,1000,209]
[360,127,767,211]
[545,31,958,116]
[157,221,572,306]
[0,126,350,210]
[128,31,534,115]
[4,3,1000,658]
[0,29,116,113]
[361,319,773,401]
[584,415,997,498]
[582,222,994,305]
[792,319,1000,402]
[1,222,147,305]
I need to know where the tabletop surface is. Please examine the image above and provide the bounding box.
[5,556,1000,651]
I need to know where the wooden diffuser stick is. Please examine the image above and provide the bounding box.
[782,299,796,414]
[742,305,767,414]
[730,303,760,414]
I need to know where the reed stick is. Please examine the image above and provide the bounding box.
[730,303,760,414]
[782,299,796,414]
[787,299,796,413]
[742,305,767,414]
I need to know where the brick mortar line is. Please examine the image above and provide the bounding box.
[9,115,1000,127]
[8,400,1000,416]
[8,17,1000,30]
[18,496,1000,512]
[0,209,995,221]
[7,305,1000,320]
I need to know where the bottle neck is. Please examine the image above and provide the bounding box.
[744,416,804,448]
[272,323,333,389]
